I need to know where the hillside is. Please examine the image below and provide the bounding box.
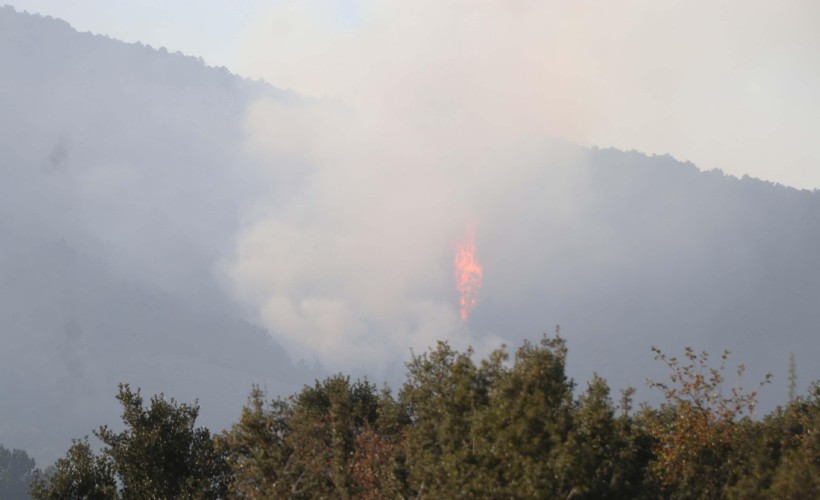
[0,6,315,464]
[2,6,819,466]
[471,148,820,409]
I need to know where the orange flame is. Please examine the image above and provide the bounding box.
[455,224,483,321]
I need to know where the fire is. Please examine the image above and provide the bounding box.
[454,224,483,321]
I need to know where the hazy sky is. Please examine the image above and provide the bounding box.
[7,0,820,190]
[2,2,818,446]
[8,0,820,372]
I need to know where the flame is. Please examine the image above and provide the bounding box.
[455,224,483,321]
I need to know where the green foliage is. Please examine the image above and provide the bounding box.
[29,438,116,500]
[0,443,36,499]
[96,384,230,499]
[565,374,644,498]
[765,384,820,498]
[216,336,815,499]
[476,334,575,497]
[400,341,498,497]
[285,375,380,498]
[727,382,820,499]
[219,375,400,499]
[31,384,230,499]
[35,336,820,498]
[215,386,292,497]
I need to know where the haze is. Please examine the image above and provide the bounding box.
[2,1,819,467]
[8,0,820,188]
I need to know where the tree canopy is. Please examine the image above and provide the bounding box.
[0,443,36,499]
[29,334,820,499]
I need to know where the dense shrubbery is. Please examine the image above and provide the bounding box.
[29,334,820,498]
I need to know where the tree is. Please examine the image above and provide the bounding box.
[788,352,797,403]
[29,438,116,500]
[478,333,576,497]
[645,347,771,498]
[31,384,230,499]
[0,443,36,499]
[766,382,820,498]
[565,374,644,499]
[728,381,820,498]
[33,336,819,498]
[399,341,500,497]
[96,384,230,499]
[219,376,392,499]
[216,386,293,498]
[348,386,408,499]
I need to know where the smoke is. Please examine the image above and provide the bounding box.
[228,95,532,369]
[225,0,820,370]
[225,1,594,370]
[235,0,820,186]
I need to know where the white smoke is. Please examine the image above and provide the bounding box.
[225,0,820,370]
[227,94,556,369]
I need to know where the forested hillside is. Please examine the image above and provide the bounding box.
[0,6,316,465]
[2,5,820,469]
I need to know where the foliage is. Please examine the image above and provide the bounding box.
[0,443,36,499]
[219,375,399,499]
[727,382,820,499]
[34,336,820,498]
[565,374,650,499]
[765,383,820,497]
[476,334,575,497]
[30,384,230,499]
[29,438,116,500]
[96,384,230,499]
[215,386,292,497]
[284,375,381,498]
[645,347,772,498]
[400,341,498,497]
[348,387,408,498]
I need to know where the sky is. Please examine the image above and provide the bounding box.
[3,2,819,456]
[6,0,820,190]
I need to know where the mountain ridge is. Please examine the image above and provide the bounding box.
[2,6,818,466]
